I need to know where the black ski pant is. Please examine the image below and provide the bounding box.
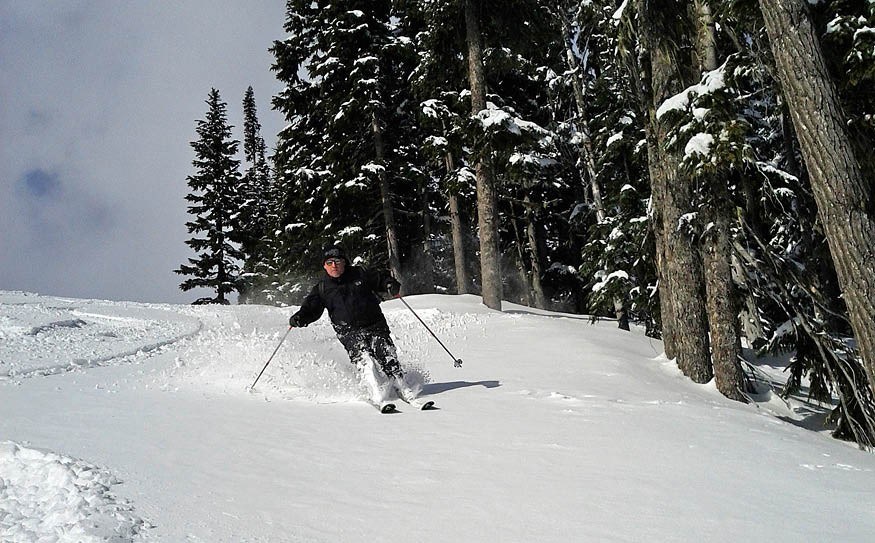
[335,323,403,378]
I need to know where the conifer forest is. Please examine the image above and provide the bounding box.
[175,0,875,448]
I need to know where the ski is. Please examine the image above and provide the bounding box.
[399,397,436,410]
[371,401,396,414]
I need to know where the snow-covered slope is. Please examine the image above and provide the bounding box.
[2,291,874,542]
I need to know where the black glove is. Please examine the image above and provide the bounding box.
[289,314,305,328]
[385,278,401,297]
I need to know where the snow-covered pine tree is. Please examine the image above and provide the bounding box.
[408,1,479,295]
[269,0,423,299]
[414,0,583,310]
[237,86,274,304]
[175,88,243,304]
[614,0,750,401]
[549,0,655,328]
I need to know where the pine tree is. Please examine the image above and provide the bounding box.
[175,88,243,304]
[269,0,423,300]
[408,1,478,295]
[549,0,654,328]
[413,0,575,309]
[237,86,273,303]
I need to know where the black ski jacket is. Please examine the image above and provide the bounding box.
[292,266,397,332]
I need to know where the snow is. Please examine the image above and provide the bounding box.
[854,26,875,41]
[2,291,875,542]
[424,135,448,148]
[336,226,362,238]
[757,161,800,184]
[0,441,148,541]
[656,63,727,120]
[612,0,629,23]
[684,132,714,160]
[420,99,443,119]
[825,16,844,35]
[475,102,547,136]
[476,107,519,133]
[605,131,624,148]
[353,56,378,66]
[508,153,557,168]
[591,270,629,292]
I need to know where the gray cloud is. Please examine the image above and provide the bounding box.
[1,1,285,303]
[20,169,62,198]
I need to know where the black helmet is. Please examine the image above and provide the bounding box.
[322,244,347,263]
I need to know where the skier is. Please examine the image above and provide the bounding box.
[288,245,426,410]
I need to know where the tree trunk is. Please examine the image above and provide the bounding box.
[465,0,502,310]
[626,0,677,355]
[644,122,678,358]
[446,151,472,294]
[703,196,747,401]
[524,196,548,309]
[419,177,436,293]
[643,3,712,382]
[509,207,533,306]
[759,0,875,392]
[695,0,747,401]
[371,112,403,287]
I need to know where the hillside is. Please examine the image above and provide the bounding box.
[2,291,874,542]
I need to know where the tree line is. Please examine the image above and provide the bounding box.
[176,0,875,448]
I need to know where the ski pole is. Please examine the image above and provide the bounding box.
[397,295,463,367]
[249,326,292,390]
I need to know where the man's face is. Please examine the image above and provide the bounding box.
[323,258,346,278]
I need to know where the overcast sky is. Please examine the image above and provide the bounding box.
[1,1,286,303]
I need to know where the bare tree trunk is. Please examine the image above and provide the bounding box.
[620,3,669,340]
[692,0,717,71]
[507,211,531,305]
[759,0,875,392]
[524,196,548,309]
[371,112,403,287]
[643,2,712,383]
[419,177,435,293]
[465,0,502,310]
[446,151,471,294]
[703,195,747,401]
[509,207,533,306]
[695,0,747,401]
[643,121,678,358]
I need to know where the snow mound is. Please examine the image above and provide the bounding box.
[0,441,148,542]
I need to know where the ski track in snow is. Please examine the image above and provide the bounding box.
[0,293,203,380]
